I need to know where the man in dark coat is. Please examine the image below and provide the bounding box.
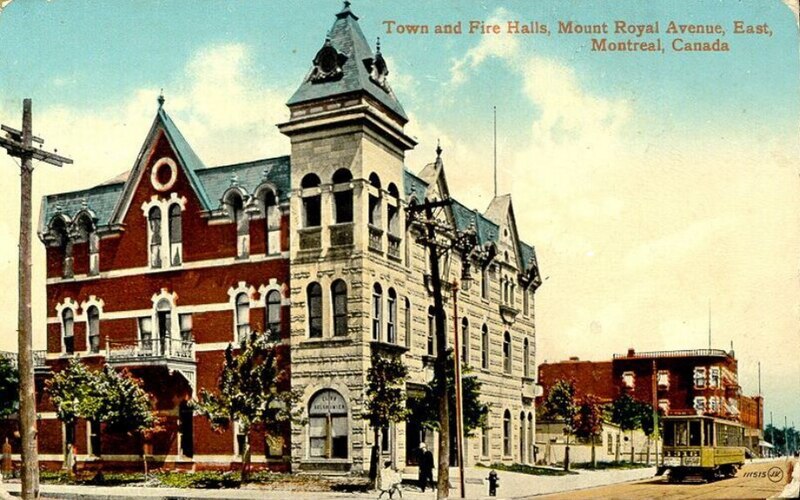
[418,442,435,492]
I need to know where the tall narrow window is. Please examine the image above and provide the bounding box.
[503,410,511,456]
[264,191,281,254]
[62,309,74,354]
[156,299,171,355]
[138,317,153,353]
[523,338,530,378]
[168,204,182,266]
[52,218,73,278]
[266,290,282,339]
[511,283,516,306]
[78,216,99,276]
[387,288,397,343]
[503,331,512,374]
[368,173,382,227]
[481,267,489,300]
[332,169,353,224]
[331,280,348,337]
[528,414,534,463]
[87,306,100,354]
[235,293,250,341]
[148,206,162,269]
[404,297,412,348]
[307,283,322,338]
[301,174,322,228]
[481,426,489,457]
[372,283,383,341]
[232,195,249,259]
[503,280,509,304]
[461,318,469,365]
[481,324,489,369]
[427,306,436,356]
[519,412,526,462]
[178,314,192,356]
[523,287,530,316]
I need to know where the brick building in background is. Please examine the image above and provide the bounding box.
[537,348,764,455]
[1,3,542,473]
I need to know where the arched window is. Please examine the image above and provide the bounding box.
[87,306,100,354]
[332,169,353,224]
[372,283,383,341]
[427,306,436,356]
[368,173,382,227]
[332,280,348,337]
[519,412,526,462]
[511,283,516,306]
[62,308,74,354]
[168,204,182,266]
[308,389,348,459]
[523,287,530,316]
[527,413,534,463]
[503,410,511,456]
[404,297,412,348]
[481,324,489,369]
[387,288,397,343]
[503,280,509,304]
[77,215,99,276]
[263,190,281,255]
[230,194,249,259]
[461,317,469,364]
[51,218,74,278]
[148,206,162,269]
[307,283,322,338]
[481,266,490,300]
[266,290,281,339]
[503,331,512,374]
[481,425,489,457]
[301,174,322,228]
[523,338,530,378]
[235,293,250,341]
[387,183,399,237]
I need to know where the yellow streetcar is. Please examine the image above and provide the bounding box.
[659,415,745,482]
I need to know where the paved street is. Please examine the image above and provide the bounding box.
[538,459,789,499]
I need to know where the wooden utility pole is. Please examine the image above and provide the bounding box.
[1,99,72,499]
[451,280,465,498]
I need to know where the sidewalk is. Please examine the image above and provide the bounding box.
[2,466,657,499]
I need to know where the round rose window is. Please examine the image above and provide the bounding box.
[150,158,177,191]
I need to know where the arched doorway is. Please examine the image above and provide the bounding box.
[308,389,348,459]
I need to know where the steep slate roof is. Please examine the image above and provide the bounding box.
[287,2,407,120]
[197,156,291,205]
[159,108,213,210]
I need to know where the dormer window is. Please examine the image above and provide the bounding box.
[263,190,281,254]
[76,214,99,276]
[228,194,249,259]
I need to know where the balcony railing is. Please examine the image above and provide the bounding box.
[106,336,194,364]
[613,348,730,360]
[368,225,383,253]
[387,234,401,260]
[298,227,322,251]
[330,223,354,247]
[1,351,47,368]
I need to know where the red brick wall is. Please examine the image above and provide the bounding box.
[537,360,615,403]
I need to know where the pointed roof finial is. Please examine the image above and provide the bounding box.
[376,36,381,54]
[436,139,442,159]
[158,89,165,109]
[337,0,357,20]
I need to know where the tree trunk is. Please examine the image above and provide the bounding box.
[370,427,382,490]
[241,433,251,484]
[646,436,650,465]
[615,429,620,462]
[564,431,570,472]
[590,435,596,469]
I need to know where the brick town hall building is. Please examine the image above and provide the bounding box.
[1,3,541,473]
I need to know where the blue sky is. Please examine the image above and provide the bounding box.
[0,1,798,427]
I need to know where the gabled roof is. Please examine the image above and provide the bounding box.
[158,108,213,209]
[287,2,407,120]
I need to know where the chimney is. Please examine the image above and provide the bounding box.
[569,356,580,361]
[627,348,636,357]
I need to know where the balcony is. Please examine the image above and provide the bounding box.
[521,378,538,401]
[329,223,354,247]
[298,227,322,251]
[499,303,520,324]
[368,225,383,253]
[1,351,49,373]
[387,234,401,261]
[106,337,196,391]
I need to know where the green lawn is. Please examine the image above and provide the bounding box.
[475,462,578,476]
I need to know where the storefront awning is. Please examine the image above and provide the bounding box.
[758,440,774,448]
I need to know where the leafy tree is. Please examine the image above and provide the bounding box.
[46,360,160,475]
[542,379,577,470]
[573,394,603,468]
[193,332,302,482]
[611,394,642,462]
[0,357,19,419]
[410,350,490,437]
[364,353,409,488]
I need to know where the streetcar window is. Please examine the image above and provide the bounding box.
[704,420,713,446]
[664,422,675,446]
[675,422,688,446]
[689,420,701,446]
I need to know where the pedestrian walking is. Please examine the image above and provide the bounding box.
[418,443,435,492]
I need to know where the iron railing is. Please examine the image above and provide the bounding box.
[106,336,194,362]
[613,349,730,360]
